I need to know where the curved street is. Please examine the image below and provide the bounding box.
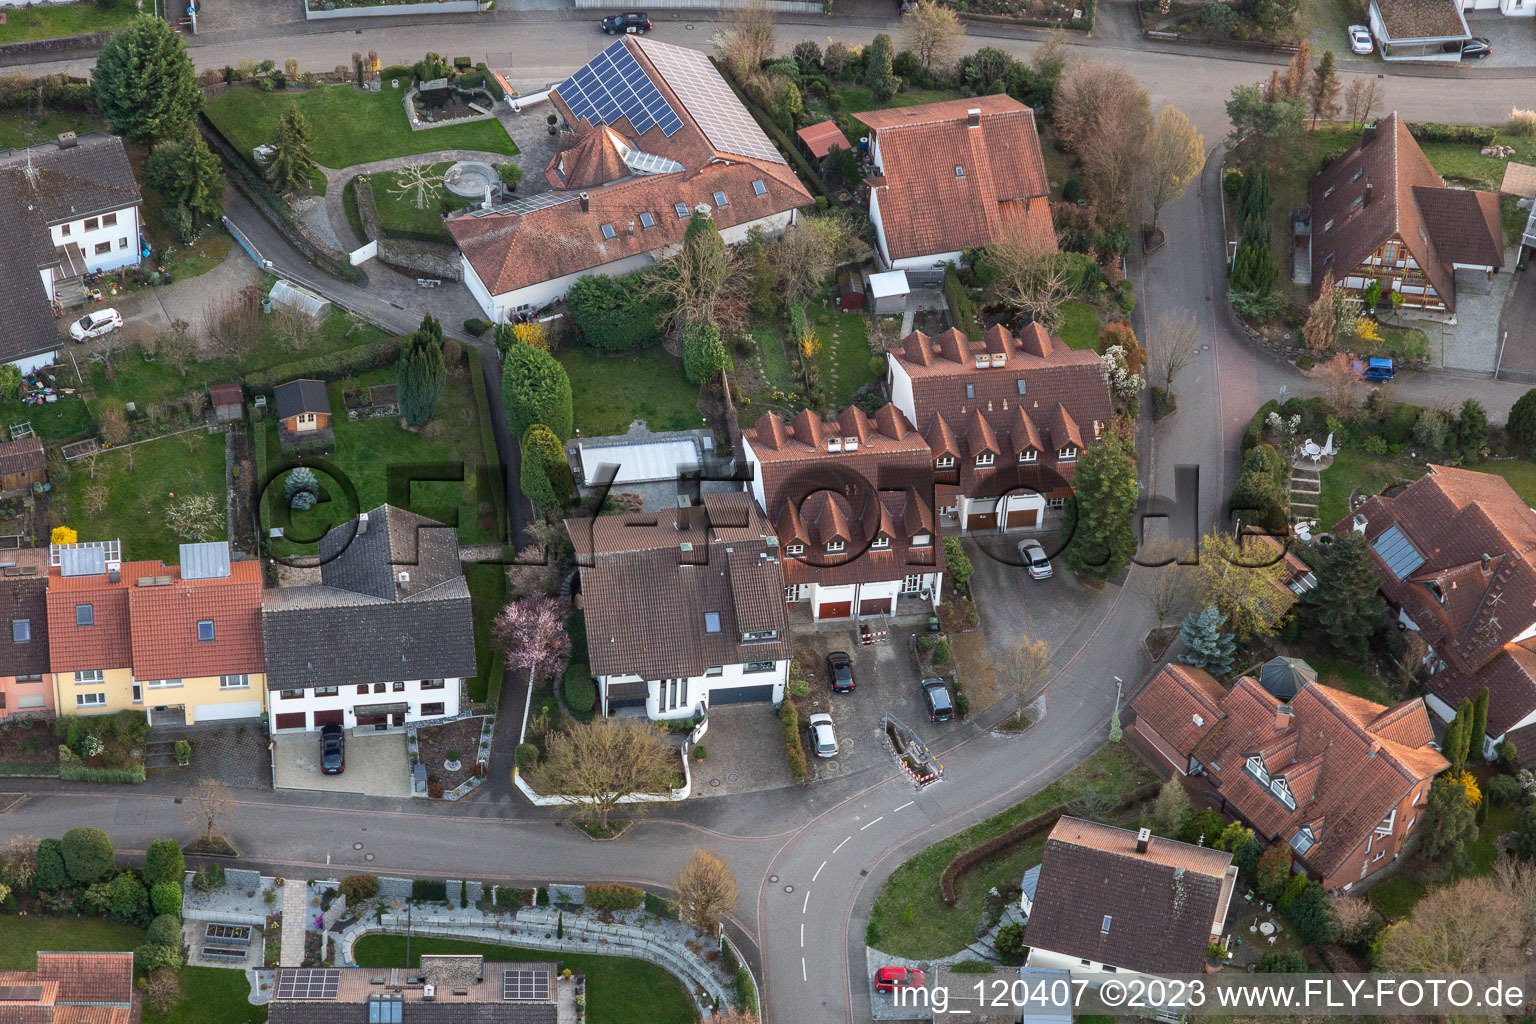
[4,7,1534,1022]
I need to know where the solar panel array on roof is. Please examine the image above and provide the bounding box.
[636,38,784,165]
[0,985,44,1001]
[477,189,581,219]
[558,40,683,139]
[502,969,549,1001]
[1371,524,1426,580]
[275,969,340,1000]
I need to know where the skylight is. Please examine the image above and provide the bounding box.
[713,190,729,208]
[704,612,722,633]
[76,604,93,626]
[955,165,965,178]
[198,620,215,642]
[675,202,690,218]
[12,619,28,643]
[752,179,766,196]
[1372,524,1425,580]
[600,223,617,240]
[1101,915,1112,934]
[639,211,655,229]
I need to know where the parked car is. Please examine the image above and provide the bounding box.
[1017,538,1053,580]
[874,966,926,993]
[1461,37,1493,58]
[1348,25,1373,54]
[601,11,651,33]
[320,724,345,775]
[826,651,856,693]
[807,713,839,758]
[921,677,955,723]
[1362,357,1395,381]
[69,307,123,342]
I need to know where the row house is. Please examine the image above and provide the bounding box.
[2,548,50,720]
[887,322,1112,532]
[567,493,791,720]
[740,403,942,622]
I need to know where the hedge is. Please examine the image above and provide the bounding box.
[1407,122,1498,146]
[564,272,666,352]
[711,57,834,200]
[943,264,980,335]
[466,350,509,539]
[1242,399,1279,452]
[937,781,1160,905]
[562,663,596,717]
[411,878,448,902]
[59,764,145,784]
[584,883,644,911]
[246,334,404,395]
[780,702,806,784]
[494,885,528,908]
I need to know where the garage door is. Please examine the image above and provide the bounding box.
[859,596,893,616]
[818,600,853,619]
[314,709,344,727]
[274,711,307,730]
[708,684,774,706]
[1006,507,1040,529]
[192,700,263,723]
[967,511,997,530]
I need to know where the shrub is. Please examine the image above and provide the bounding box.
[463,318,492,337]
[995,923,1028,958]
[692,744,708,761]
[682,321,732,384]
[191,862,224,893]
[564,272,666,352]
[930,640,951,665]
[62,827,116,884]
[502,344,574,441]
[135,838,181,889]
[515,743,539,770]
[411,878,448,902]
[562,664,596,715]
[521,423,575,508]
[495,885,528,908]
[1488,773,1523,806]
[106,872,148,924]
[780,702,806,784]
[915,635,935,655]
[1511,108,1536,138]
[584,883,644,911]
[35,838,68,891]
[133,943,183,973]
[150,881,183,918]
[1278,871,1307,912]
[1406,122,1497,146]
[147,914,183,947]
[339,874,380,902]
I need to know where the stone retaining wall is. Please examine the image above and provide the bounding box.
[351,175,464,281]
[0,32,113,62]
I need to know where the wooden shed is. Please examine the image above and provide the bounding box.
[836,270,865,312]
[209,383,244,423]
[796,120,853,161]
[0,437,47,492]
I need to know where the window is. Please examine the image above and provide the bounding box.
[1059,446,1078,461]
[1374,849,1385,861]
[1048,496,1065,509]
[639,211,655,229]
[954,165,964,178]
[785,585,799,601]
[393,681,406,692]
[358,684,371,695]
[870,535,890,550]
[76,604,93,626]
[197,620,215,642]
[826,539,845,553]
[705,666,723,677]
[420,678,446,690]
[935,455,955,469]
[1351,168,1364,182]
[785,543,804,555]
[752,179,766,196]
[975,452,994,467]
[1246,755,1269,785]
[94,242,111,255]
[713,190,729,208]
[219,675,250,689]
[1271,777,1295,809]
[1323,252,1336,267]
[912,532,931,547]
[314,686,339,697]
[421,702,446,716]
[1101,915,1113,934]
[374,682,387,693]
[16,674,43,684]
[600,223,617,240]
[704,612,722,633]
[743,629,779,642]
[84,217,99,231]
[103,213,117,227]
[60,223,70,237]
[147,678,183,689]
[118,237,128,249]
[1323,218,1334,232]
[281,689,305,699]
[744,661,774,673]
[1016,379,1026,396]
[1019,449,1038,464]
[965,383,975,400]
[1375,810,1396,835]
[74,670,104,685]
[131,681,141,704]
[11,619,29,643]
[903,574,925,592]
[1323,185,1335,199]
[77,693,106,707]
[1350,194,1365,211]
[675,202,690,219]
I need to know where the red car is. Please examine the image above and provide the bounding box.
[874,966,926,993]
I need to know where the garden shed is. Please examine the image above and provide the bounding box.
[209,383,244,423]
[0,437,46,493]
[867,270,909,315]
[836,270,865,312]
[267,279,331,323]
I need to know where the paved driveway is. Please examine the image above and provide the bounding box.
[1465,14,1536,68]
[689,705,792,798]
[964,532,1104,657]
[1497,264,1536,380]
[272,731,410,797]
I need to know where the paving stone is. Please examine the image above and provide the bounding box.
[466,881,484,906]
[225,868,263,894]
[547,884,585,906]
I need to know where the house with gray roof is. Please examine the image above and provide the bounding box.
[261,505,475,733]
[0,132,143,372]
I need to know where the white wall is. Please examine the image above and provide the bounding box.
[892,250,963,275]
[741,435,768,512]
[601,660,789,720]
[267,677,462,732]
[48,205,141,274]
[887,355,916,426]
[1025,949,1171,988]
[7,349,58,373]
[870,188,892,268]
[1503,0,1534,17]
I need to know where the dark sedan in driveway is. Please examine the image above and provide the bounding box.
[320,724,345,774]
[826,651,856,693]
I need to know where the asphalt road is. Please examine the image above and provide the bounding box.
[4,10,1533,1024]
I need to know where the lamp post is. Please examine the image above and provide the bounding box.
[1113,675,1123,716]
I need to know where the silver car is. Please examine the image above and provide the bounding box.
[1017,538,1053,579]
[808,713,839,758]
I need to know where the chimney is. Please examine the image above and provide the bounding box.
[579,192,590,213]
[1136,827,1151,854]
[397,571,410,594]
[1275,703,1293,730]
[56,131,77,150]
[358,512,369,535]
[1351,512,1368,534]
[108,567,120,584]
[1364,183,1373,206]
[966,107,981,128]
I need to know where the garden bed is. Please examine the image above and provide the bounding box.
[413,716,487,796]
[0,718,61,775]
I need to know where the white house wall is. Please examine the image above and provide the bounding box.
[48,205,142,274]
[891,250,963,275]
[887,355,917,427]
[1024,948,1168,987]
[741,436,768,512]
[870,187,892,267]
[600,660,789,721]
[7,349,58,373]
[267,677,462,732]
[1504,0,1534,16]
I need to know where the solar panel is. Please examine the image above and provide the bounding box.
[275,969,340,1000]
[557,40,683,139]
[1371,524,1425,580]
[476,190,581,219]
[502,969,550,1001]
[636,38,785,165]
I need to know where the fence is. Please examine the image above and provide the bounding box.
[182,907,267,927]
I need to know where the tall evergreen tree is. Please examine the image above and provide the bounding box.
[1442,715,1465,776]
[520,424,574,509]
[502,343,574,441]
[267,108,316,195]
[1308,50,1341,129]
[1509,389,1536,457]
[92,16,201,143]
[397,316,446,427]
[1301,530,1384,658]
[1178,606,1236,675]
[143,135,227,242]
[1469,687,1489,763]
[1456,398,1487,462]
[866,33,900,100]
[1061,433,1139,583]
[1422,775,1479,873]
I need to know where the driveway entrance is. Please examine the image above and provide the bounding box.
[272,730,410,796]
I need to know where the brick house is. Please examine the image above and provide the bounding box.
[1130,664,1447,890]
[740,403,942,621]
[886,322,1111,532]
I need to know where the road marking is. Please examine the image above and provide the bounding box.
[800,922,805,947]
[893,801,914,812]
[812,860,826,882]
[860,816,884,831]
[833,835,852,853]
[802,889,810,913]
[801,957,807,982]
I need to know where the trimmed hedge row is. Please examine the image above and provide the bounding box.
[246,334,404,395]
[780,702,807,784]
[59,764,146,784]
[584,883,644,910]
[412,878,448,902]
[937,781,1160,906]
[466,351,509,538]
[1407,122,1498,146]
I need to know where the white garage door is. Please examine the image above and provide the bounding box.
[192,700,263,723]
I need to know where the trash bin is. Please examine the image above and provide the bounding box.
[260,297,273,314]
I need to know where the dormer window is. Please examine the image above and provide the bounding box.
[828,438,843,452]
[826,540,845,554]
[935,455,955,469]
[1058,446,1078,462]
[975,452,994,467]
[1246,755,1269,785]
[1351,168,1364,182]
[1323,185,1335,199]
[1323,252,1335,267]
[965,384,975,400]
[752,179,766,196]
[912,532,931,547]
[600,223,617,240]
[1192,714,1204,727]
[1290,827,1315,855]
[1375,809,1396,835]
[870,535,890,550]
[1093,420,1104,439]
[1271,777,1295,809]
[785,543,804,555]
[1019,449,1038,464]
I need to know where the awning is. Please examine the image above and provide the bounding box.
[353,702,409,716]
[54,242,87,280]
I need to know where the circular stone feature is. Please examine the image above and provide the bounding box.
[1258,921,1276,936]
[444,759,462,772]
[353,842,363,850]
[443,161,500,199]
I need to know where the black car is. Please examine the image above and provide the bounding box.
[602,11,652,33]
[320,724,345,775]
[826,651,856,693]
[1461,37,1492,58]
[921,677,954,723]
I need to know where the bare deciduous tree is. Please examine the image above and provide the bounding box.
[82,486,109,519]
[1030,29,1068,85]
[674,847,738,934]
[159,319,196,377]
[506,516,570,600]
[900,0,964,72]
[0,835,39,891]
[89,333,123,377]
[1001,635,1052,723]
[646,212,744,332]
[529,718,676,829]
[165,493,223,541]
[1053,61,1152,226]
[1316,352,1363,415]
[388,161,444,212]
[145,968,181,1015]
[987,231,1073,330]
[1141,106,1204,236]
[770,214,870,306]
[716,1,775,92]
[1152,310,1199,393]
[99,406,129,446]
[1376,865,1524,973]
[1138,544,1192,630]
[184,779,235,846]
[1302,273,1339,355]
[1328,892,1375,945]
[1342,76,1383,128]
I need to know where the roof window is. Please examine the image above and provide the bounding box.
[704,612,722,633]
[713,190,729,208]
[954,165,964,178]
[752,179,766,196]
[675,202,689,218]
[1101,915,1112,934]
[11,619,29,643]
[1016,379,1026,395]
[965,383,975,400]
[76,604,93,626]
[600,223,617,240]
[198,620,215,642]
[1351,168,1364,182]
[639,211,655,229]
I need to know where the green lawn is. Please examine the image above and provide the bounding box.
[0,915,143,968]
[807,298,877,406]
[1317,448,1405,529]
[61,430,227,564]
[867,744,1156,959]
[351,935,696,1024]
[0,1,137,43]
[148,966,267,1024]
[1469,799,1519,875]
[466,558,509,703]
[367,162,471,243]
[750,323,795,397]
[1366,874,1426,921]
[204,83,517,171]
[1305,652,1393,704]
[1057,300,1100,350]
[0,108,108,150]
[557,346,701,437]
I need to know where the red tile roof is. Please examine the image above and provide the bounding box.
[855,95,1055,262]
[795,120,852,160]
[1129,664,1225,754]
[547,127,631,190]
[34,952,134,1006]
[0,436,45,477]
